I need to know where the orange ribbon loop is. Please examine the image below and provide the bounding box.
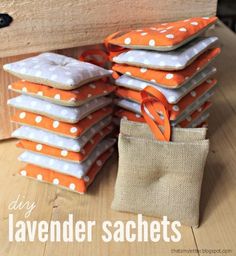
[104,31,128,60]
[141,86,171,141]
[79,49,108,68]
[111,70,120,80]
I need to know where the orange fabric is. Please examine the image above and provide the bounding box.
[178,101,211,127]
[10,80,115,105]
[79,49,109,68]
[107,17,217,49]
[140,86,171,141]
[197,121,208,128]
[115,109,145,123]
[18,147,114,194]
[115,78,216,120]
[115,101,211,128]
[16,124,114,162]
[112,48,220,88]
[104,31,125,51]
[12,107,113,138]
[104,31,128,60]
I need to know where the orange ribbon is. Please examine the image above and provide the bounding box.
[79,49,111,82]
[141,86,171,141]
[79,49,109,68]
[104,31,128,60]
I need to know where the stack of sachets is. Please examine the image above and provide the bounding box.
[106,16,220,128]
[4,52,116,194]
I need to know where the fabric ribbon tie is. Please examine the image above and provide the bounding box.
[79,49,109,68]
[79,49,111,82]
[141,86,171,141]
[104,31,128,60]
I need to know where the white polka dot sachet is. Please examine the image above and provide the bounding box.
[5,52,116,194]
[113,37,218,70]
[4,52,111,90]
[105,16,221,128]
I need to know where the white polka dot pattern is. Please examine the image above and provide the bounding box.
[149,39,155,46]
[35,116,42,123]
[54,94,61,100]
[18,138,116,179]
[53,121,60,128]
[140,68,147,73]
[179,27,187,32]
[116,85,215,126]
[165,73,174,80]
[53,178,59,185]
[84,176,90,182]
[36,144,43,151]
[124,38,131,45]
[37,174,43,180]
[19,112,26,119]
[115,66,216,104]
[188,111,210,128]
[8,95,112,123]
[12,115,112,152]
[61,150,68,157]
[96,160,103,167]
[69,183,76,190]
[70,127,78,134]
[20,170,27,176]
[3,52,111,89]
[166,34,174,39]
[112,36,218,70]
[172,105,180,112]
[37,91,43,96]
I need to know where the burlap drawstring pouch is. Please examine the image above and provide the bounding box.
[112,86,209,227]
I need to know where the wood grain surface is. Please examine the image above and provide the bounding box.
[0,22,235,256]
[0,0,217,58]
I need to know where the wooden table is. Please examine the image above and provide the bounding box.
[0,22,235,256]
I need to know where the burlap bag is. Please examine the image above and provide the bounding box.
[112,120,209,227]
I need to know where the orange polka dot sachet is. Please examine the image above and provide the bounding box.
[105,16,220,129]
[106,17,217,51]
[5,52,116,194]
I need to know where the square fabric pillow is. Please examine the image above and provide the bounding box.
[8,95,112,123]
[12,107,113,138]
[115,101,211,128]
[3,53,112,90]
[19,138,116,179]
[115,78,216,121]
[113,36,218,70]
[9,80,115,106]
[116,89,212,127]
[112,120,209,227]
[107,17,217,51]
[112,48,220,88]
[178,102,211,128]
[188,111,210,128]
[116,82,215,126]
[12,115,112,152]
[115,109,145,123]
[115,66,216,104]
[19,146,114,194]
[16,124,114,163]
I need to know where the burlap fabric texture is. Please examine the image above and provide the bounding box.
[112,119,209,227]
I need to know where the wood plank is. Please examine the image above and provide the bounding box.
[0,139,57,256]
[0,0,217,58]
[192,22,236,255]
[0,143,198,256]
[1,21,236,256]
[44,153,198,256]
